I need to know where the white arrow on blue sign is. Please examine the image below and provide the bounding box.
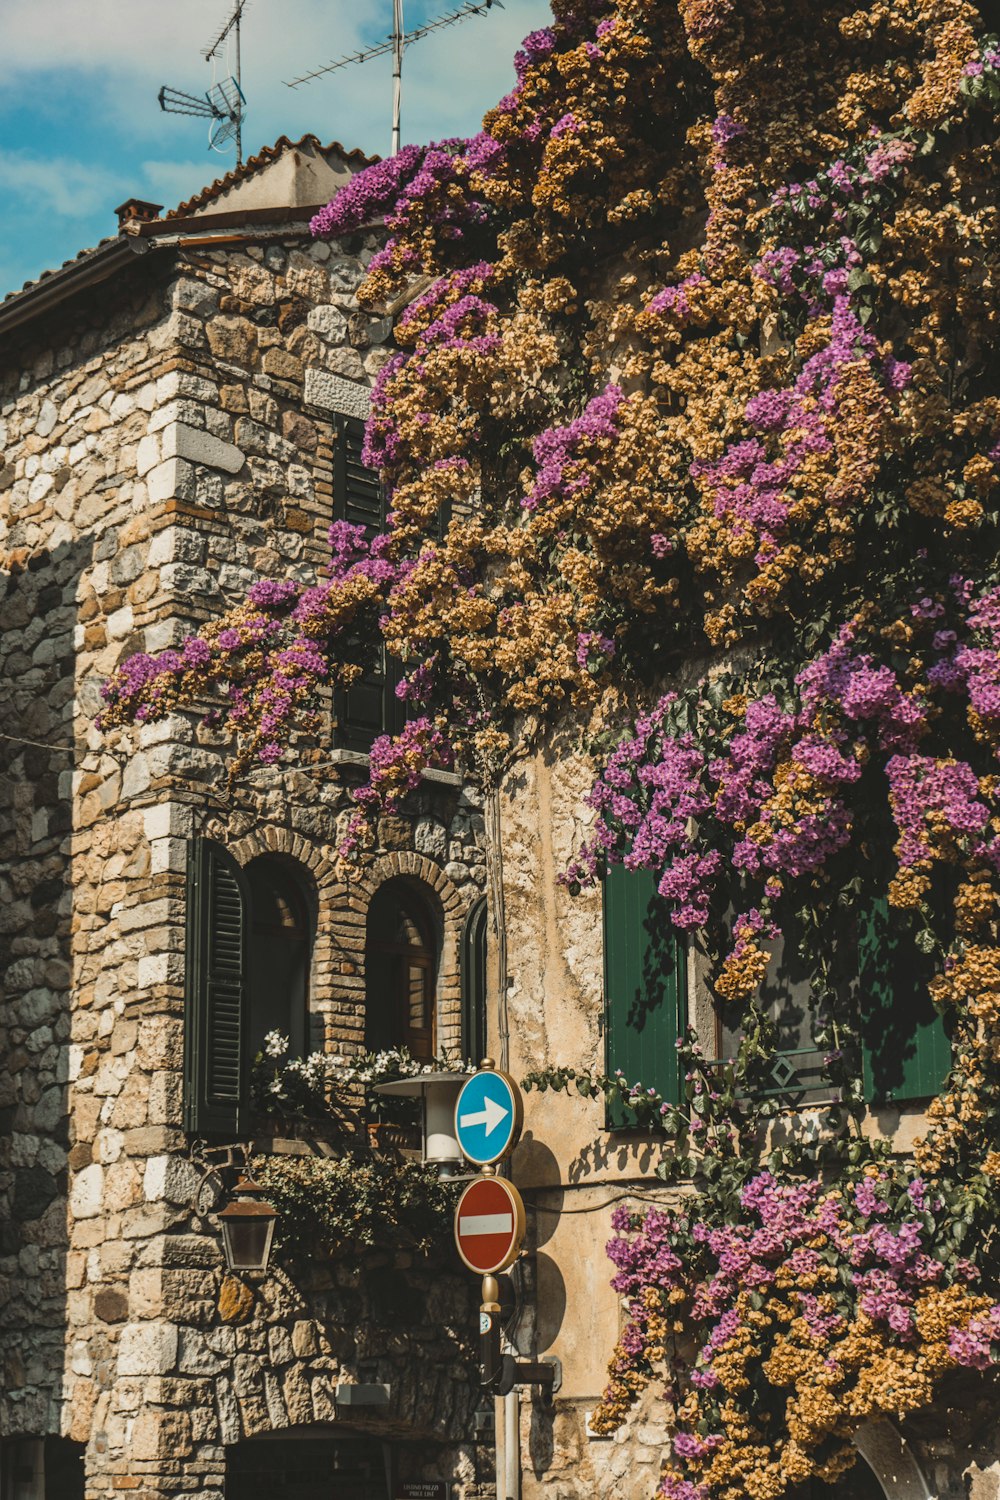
[454,1067,523,1166]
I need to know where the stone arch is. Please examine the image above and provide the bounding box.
[350,852,467,1059]
[852,1421,934,1500]
[202,825,474,1060]
[223,825,341,1054]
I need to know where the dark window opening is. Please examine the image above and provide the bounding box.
[246,855,311,1066]
[365,881,439,1061]
[461,897,488,1064]
[0,1438,84,1500]
[788,1454,885,1500]
[185,840,314,1139]
[225,1435,390,1500]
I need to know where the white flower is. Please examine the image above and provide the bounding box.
[264,1030,290,1058]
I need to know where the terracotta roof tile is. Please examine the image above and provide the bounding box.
[165,132,377,219]
[1,133,376,316]
[1,236,117,307]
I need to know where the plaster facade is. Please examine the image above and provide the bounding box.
[495,747,1000,1500]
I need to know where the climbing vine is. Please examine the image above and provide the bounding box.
[99,1,1000,1493]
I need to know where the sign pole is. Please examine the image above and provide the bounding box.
[480,1274,501,1389]
[451,1061,533,1500]
[504,1385,520,1500]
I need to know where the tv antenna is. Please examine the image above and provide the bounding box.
[286,0,501,157]
[158,1,248,165]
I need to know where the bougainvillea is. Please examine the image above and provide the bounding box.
[597,1165,1000,1499]
[99,0,1000,1492]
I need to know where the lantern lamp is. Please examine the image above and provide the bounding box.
[217,1177,278,1272]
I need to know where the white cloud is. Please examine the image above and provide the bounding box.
[0,0,547,150]
[139,157,222,208]
[0,151,126,217]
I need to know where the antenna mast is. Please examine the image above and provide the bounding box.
[158,2,248,166]
[204,1,247,166]
[286,0,501,157]
[392,0,404,157]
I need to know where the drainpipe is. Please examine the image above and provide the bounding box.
[494,1393,506,1500]
[504,1389,520,1500]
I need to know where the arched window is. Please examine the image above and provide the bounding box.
[461,898,488,1064]
[184,840,314,1138]
[365,881,438,1060]
[245,856,311,1066]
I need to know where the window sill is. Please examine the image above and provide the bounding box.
[329,747,463,787]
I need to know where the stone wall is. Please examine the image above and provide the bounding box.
[1,220,487,1499]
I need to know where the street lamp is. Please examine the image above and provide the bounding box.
[371,1071,472,1176]
[217,1177,278,1272]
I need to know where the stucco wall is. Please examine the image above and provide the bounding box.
[496,745,1000,1500]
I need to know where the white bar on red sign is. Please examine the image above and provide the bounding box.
[459,1213,513,1235]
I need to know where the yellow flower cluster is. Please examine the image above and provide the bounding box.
[679,1277,996,1500]
[351,0,998,749]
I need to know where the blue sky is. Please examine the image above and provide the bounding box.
[0,0,552,300]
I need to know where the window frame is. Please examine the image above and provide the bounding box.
[461,897,488,1065]
[184,839,315,1140]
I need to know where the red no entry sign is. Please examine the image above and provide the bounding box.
[454,1175,526,1274]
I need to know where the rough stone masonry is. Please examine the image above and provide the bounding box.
[0,156,488,1500]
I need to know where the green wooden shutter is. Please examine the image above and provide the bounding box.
[331,414,406,749]
[858,898,951,1104]
[333,414,384,536]
[333,647,406,752]
[184,838,250,1138]
[603,864,686,1127]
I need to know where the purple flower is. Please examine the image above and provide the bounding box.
[711,113,746,145]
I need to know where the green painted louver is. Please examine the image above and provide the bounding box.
[858,897,951,1104]
[184,838,250,1139]
[333,413,384,536]
[331,413,406,750]
[603,864,687,1127]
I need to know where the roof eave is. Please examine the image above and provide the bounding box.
[0,203,388,342]
[0,236,153,340]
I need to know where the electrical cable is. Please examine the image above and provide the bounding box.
[0,732,77,753]
[523,1188,676,1215]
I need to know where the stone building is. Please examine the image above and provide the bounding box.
[4,127,998,1500]
[0,136,490,1500]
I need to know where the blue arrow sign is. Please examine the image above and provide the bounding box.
[454,1068,522,1166]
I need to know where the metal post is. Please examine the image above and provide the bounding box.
[391,0,404,154]
[234,2,243,165]
[480,1275,501,1389]
[479,1274,504,1500]
[494,1392,506,1500]
[504,1388,520,1500]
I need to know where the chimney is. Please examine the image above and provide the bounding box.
[114,199,164,229]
